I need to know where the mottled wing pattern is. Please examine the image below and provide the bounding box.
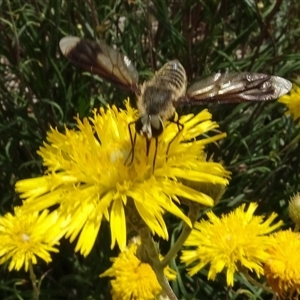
[59,36,140,93]
[181,72,292,104]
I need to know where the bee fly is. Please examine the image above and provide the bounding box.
[59,36,292,166]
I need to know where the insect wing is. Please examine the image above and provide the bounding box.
[185,72,292,104]
[59,36,140,93]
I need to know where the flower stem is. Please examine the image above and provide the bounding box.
[242,269,274,295]
[28,260,40,300]
[161,203,200,268]
[139,227,178,300]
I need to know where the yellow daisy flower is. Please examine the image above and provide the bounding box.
[264,230,300,299]
[0,207,65,271]
[16,100,229,255]
[288,192,300,228]
[278,84,300,122]
[100,237,176,300]
[181,203,283,286]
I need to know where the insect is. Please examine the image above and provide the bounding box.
[59,36,292,165]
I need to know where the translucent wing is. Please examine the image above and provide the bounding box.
[183,72,292,104]
[59,36,140,93]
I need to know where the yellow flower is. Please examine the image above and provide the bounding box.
[0,207,65,271]
[278,85,300,123]
[264,230,300,299]
[181,203,283,286]
[288,192,300,227]
[16,100,229,255]
[100,237,176,300]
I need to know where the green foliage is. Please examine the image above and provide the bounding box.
[0,0,299,299]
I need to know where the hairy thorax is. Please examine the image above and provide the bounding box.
[137,60,187,121]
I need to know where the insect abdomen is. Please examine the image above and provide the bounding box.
[154,60,187,95]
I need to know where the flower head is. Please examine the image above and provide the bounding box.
[16,100,229,255]
[100,237,176,300]
[288,192,300,227]
[278,84,300,123]
[0,207,65,271]
[264,230,300,299]
[181,203,283,286]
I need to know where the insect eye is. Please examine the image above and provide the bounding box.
[150,116,164,138]
[135,118,143,134]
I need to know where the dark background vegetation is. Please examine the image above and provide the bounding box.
[0,0,299,299]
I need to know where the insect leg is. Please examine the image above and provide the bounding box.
[125,121,137,166]
[166,115,184,157]
[152,137,158,171]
